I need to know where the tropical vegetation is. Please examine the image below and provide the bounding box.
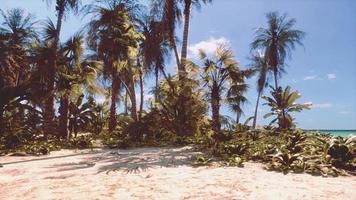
[0,1,354,177]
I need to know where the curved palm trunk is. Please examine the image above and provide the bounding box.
[128,70,137,122]
[170,36,180,68]
[59,96,69,138]
[252,91,262,129]
[179,0,192,79]
[109,73,120,132]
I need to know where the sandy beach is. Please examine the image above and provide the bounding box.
[0,146,355,200]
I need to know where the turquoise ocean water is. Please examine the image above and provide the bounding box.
[307,130,356,137]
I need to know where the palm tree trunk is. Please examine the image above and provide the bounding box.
[273,69,278,89]
[58,96,69,138]
[252,91,262,128]
[139,68,144,121]
[211,86,221,137]
[170,35,180,68]
[128,70,137,121]
[0,104,4,136]
[236,112,240,124]
[124,91,128,114]
[44,1,65,137]
[109,73,119,132]
[155,69,159,100]
[179,0,192,79]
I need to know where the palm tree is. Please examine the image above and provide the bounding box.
[0,8,37,86]
[151,0,181,68]
[151,0,212,79]
[0,8,38,135]
[43,0,82,136]
[138,17,170,99]
[251,12,305,89]
[199,44,245,138]
[68,94,95,137]
[180,0,212,77]
[86,0,141,131]
[262,86,310,129]
[226,83,248,124]
[250,53,269,128]
[57,33,101,138]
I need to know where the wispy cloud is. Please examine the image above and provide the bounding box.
[339,111,351,114]
[303,75,318,80]
[304,102,333,108]
[313,103,333,108]
[327,73,336,80]
[188,37,230,58]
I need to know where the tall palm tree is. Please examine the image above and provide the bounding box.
[139,17,170,99]
[151,0,212,79]
[199,44,245,138]
[180,0,212,78]
[251,12,305,89]
[250,53,269,128]
[43,0,82,136]
[151,0,181,68]
[86,0,141,131]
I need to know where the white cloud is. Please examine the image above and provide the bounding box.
[327,73,336,80]
[302,102,333,108]
[95,95,106,104]
[188,37,230,58]
[303,101,313,106]
[339,111,351,114]
[312,103,333,108]
[303,75,318,80]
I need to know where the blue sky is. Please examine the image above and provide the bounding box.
[1,0,355,129]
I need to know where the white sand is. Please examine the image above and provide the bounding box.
[0,146,355,200]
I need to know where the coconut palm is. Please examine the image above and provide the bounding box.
[251,12,305,89]
[43,0,82,136]
[151,0,181,67]
[86,0,141,131]
[138,16,170,99]
[250,53,270,128]
[151,0,212,79]
[199,44,245,138]
[262,86,310,129]
[180,0,212,77]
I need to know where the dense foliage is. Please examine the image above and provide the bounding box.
[0,1,354,176]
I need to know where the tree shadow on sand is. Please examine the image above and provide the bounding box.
[87,146,203,174]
